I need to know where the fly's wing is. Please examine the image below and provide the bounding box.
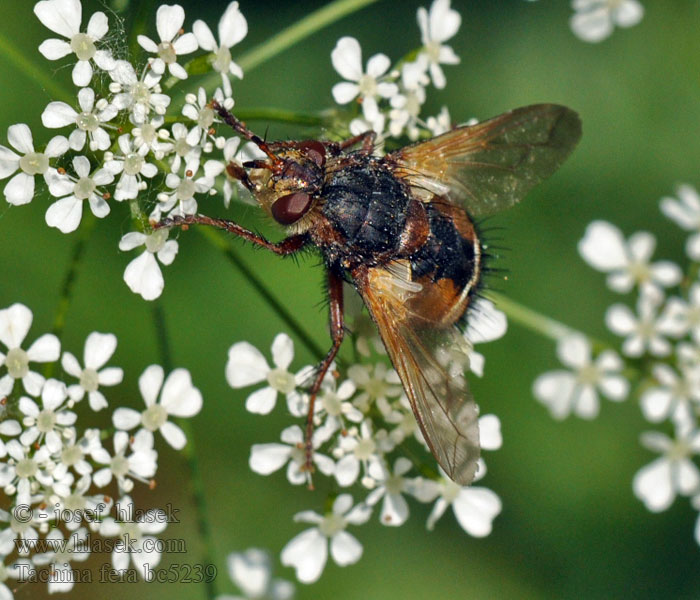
[353,264,480,485]
[389,104,582,217]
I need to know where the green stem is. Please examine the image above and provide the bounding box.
[164,107,329,128]
[0,32,74,105]
[237,0,380,72]
[151,303,218,600]
[484,291,578,342]
[231,107,329,127]
[172,0,381,98]
[196,226,326,361]
[43,212,97,378]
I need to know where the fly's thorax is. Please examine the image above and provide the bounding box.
[315,156,415,267]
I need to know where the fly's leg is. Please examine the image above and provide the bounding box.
[302,266,345,489]
[339,130,377,154]
[156,214,308,255]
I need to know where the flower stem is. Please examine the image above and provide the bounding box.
[43,212,97,379]
[238,0,380,72]
[484,291,578,342]
[232,107,329,128]
[195,226,326,361]
[176,0,380,98]
[151,302,218,600]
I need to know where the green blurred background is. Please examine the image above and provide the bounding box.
[1,0,699,598]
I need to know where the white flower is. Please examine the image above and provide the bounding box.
[99,495,167,580]
[41,87,118,152]
[0,440,53,506]
[137,4,199,80]
[633,422,700,512]
[131,115,169,158]
[416,0,461,89]
[119,229,178,301]
[19,379,76,453]
[347,362,402,413]
[606,290,678,357]
[365,457,414,526]
[34,0,115,86]
[533,333,629,420]
[45,155,112,233]
[334,420,382,488]
[479,414,503,451]
[0,504,46,552]
[0,558,31,597]
[162,122,202,174]
[316,377,362,429]
[226,334,307,415]
[426,464,502,535]
[388,57,429,139]
[221,138,266,208]
[280,494,371,584]
[51,428,102,480]
[105,134,158,201]
[50,472,110,531]
[570,0,644,43]
[249,424,335,485]
[349,113,386,138]
[92,429,157,492]
[0,303,60,397]
[112,365,202,450]
[61,331,123,410]
[465,297,508,377]
[223,548,294,600]
[661,285,700,343]
[426,106,453,136]
[109,60,171,124]
[331,36,398,124]
[32,527,89,593]
[182,88,220,146]
[661,184,700,261]
[193,2,247,98]
[578,221,681,294]
[640,364,700,425]
[155,158,223,219]
[678,341,700,370]
[0,420,21,459]
[0,124,68,206]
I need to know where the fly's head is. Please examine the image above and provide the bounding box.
[212,101,330,233]
[243,140,328,232]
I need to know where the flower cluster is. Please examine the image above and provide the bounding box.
[533,184,700,546]
[227,296,506,583]
[3,0,506,591]
[1,0,250,300]
[330,0,462,140]
[0,301,202,594]
[569,0,644,43]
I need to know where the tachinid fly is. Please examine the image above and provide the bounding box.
[160,101,582,485]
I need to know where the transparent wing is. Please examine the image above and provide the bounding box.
[352,264,480,485]
[389,104,582,217]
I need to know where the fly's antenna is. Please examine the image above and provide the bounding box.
[210,100,282,167]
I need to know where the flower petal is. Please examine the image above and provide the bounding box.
[281,528,327,584]
[226,342,269,387]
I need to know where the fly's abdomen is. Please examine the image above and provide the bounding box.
[406,200,482,327]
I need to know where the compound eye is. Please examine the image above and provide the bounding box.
[297,140,326,168]
[271,192,312,225]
